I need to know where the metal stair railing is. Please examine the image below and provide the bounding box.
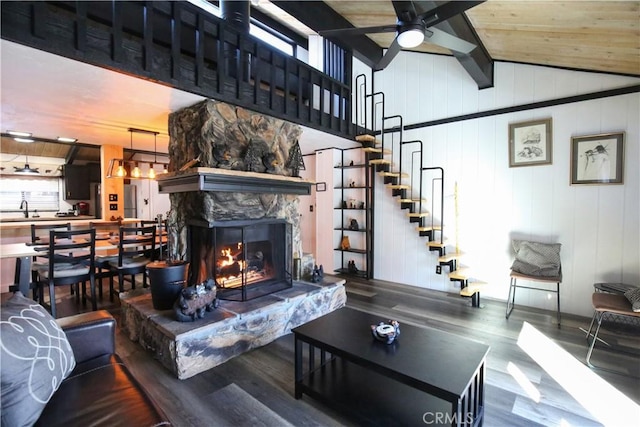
[421,167,445,245]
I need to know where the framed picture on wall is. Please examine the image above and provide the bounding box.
[570,132,625,185]
[508,118,553,167]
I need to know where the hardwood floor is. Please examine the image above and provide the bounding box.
[9,275,639,426]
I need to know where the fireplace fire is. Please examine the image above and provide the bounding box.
[189,219,292,301]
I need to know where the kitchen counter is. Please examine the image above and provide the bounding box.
[0,218,142,237]
[0,215,96,224]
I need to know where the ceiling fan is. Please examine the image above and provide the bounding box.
[320,1,484,71]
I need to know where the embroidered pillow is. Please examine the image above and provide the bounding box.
[1,292,76,427]
[624,287,640,312]
[511,240,562,277]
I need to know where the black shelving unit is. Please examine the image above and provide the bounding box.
[333,148,373,279]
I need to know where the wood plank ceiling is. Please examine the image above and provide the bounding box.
[322,0,640,76]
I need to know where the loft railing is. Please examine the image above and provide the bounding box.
[1,0,354,139]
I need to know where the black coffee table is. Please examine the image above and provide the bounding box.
[293,307,490,426]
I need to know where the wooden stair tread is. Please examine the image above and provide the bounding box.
[381,172,409,178]
[362,147,391,154]
[417,225,441,231]
[407,212,429,218]
[438,252,464,262]
[386,184,410,189]
[369,159,391,165]
[448,268,477,281]
[355,134,376,143]
[400,198,427,203]
[427,241,447,248]
[460,282,489,296]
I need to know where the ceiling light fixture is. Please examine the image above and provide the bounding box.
[14,137,35,143]
[148,131,159,180]
[57,137,78,143]
[107,127,164,179]
[14,156,40,175]
[7,130,32,137]
[397,23,425,48]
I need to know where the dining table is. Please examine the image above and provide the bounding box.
[0,235,168,296]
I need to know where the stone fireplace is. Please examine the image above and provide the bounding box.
[159,99,311,297]
[190,218,292,301]
[121,100,347,380]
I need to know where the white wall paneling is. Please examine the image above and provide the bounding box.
[299,154,317,257]
[364,51,640,317]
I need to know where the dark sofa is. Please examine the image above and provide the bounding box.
[34,310,171,426]
[1,290,172,427]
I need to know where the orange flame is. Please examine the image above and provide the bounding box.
[220,248,233,267]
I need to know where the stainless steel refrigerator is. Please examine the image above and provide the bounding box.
[124,184,137,218]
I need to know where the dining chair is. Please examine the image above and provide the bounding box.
[140,219,167,260]
[90,220,121,299]
[107,225,156,300]
[36,228,96,318]
[30,222,72,302]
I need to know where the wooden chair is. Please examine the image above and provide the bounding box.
[107,225,156,299]
[139,219,167,260]
[89,220,121,299]
[586,292,640,372]
[30,222,72,301]
[36,228,96,318]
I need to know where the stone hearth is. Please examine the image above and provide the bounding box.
[120,278,346,379]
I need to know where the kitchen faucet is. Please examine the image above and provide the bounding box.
[19,200,29,218]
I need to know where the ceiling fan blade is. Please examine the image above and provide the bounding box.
[417,1,485,27]
[319,25,398,38]
[374,37,402,71]
[391,1,418,23]
[425,27,476,54]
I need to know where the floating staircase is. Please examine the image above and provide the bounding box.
[352,73,490,307]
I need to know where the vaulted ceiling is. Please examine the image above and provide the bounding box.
[270,0,639,77]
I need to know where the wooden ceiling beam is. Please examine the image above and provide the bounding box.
[270,1,383,68]
[416,1,493,89]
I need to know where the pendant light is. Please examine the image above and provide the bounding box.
[148,131,158,180]
[14,155,40,175]
[115,160,127,177]
[107,127,163,179]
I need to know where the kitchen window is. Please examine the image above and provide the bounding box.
[0,177,60,213]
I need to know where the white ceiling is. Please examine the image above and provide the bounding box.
[0,39,356,157]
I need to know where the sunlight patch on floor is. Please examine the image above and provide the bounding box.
[517,321,640,426]
[507,361,540,403]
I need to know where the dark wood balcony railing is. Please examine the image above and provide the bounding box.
[1,1,354,139]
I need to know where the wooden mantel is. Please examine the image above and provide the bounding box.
[156,168,313,195]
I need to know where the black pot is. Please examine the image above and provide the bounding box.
[146,260,189,310]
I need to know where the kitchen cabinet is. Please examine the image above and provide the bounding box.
[63,165,90,200]
[87,163,101,183]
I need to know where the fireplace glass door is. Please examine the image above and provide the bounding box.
[189,219,292,301]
